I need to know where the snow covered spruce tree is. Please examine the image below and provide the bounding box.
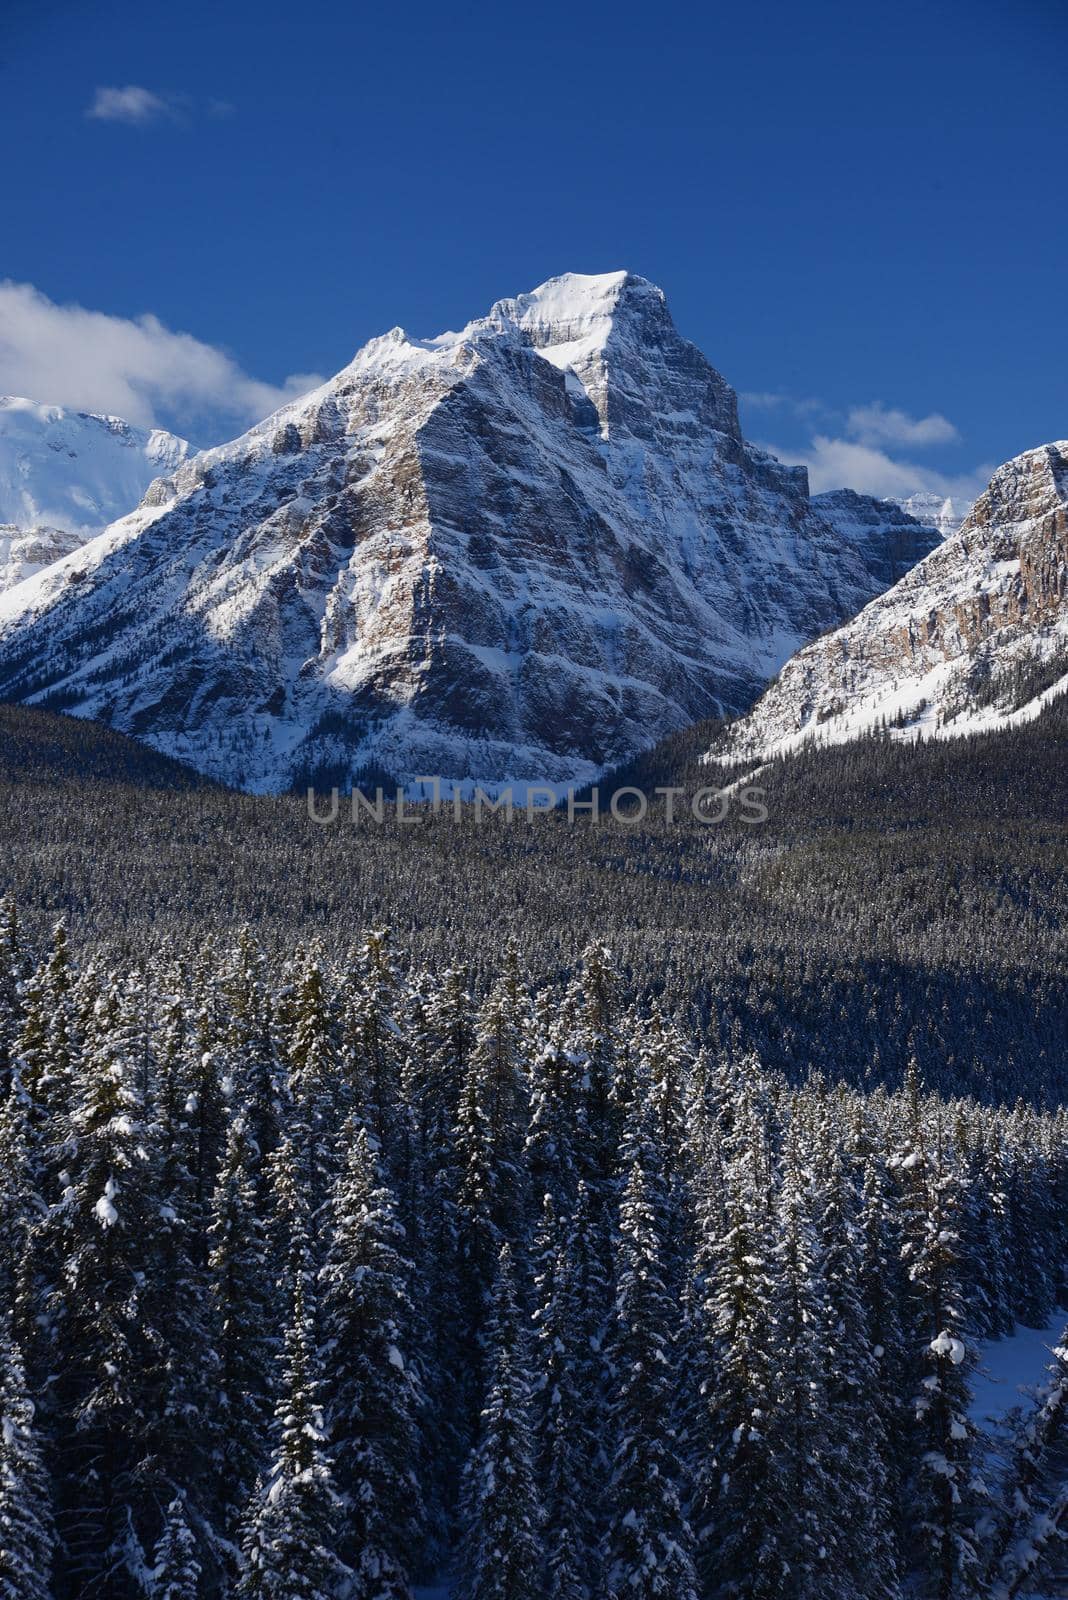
[603,1151,697,1600]
[900,1111,987,1599]
[0,898,25,1102]
[281,951,342,1217]
[691,1086,776,1596]
[340,928,405,1151]
[43,980,169,1597]
[0,1311,55,1600]
[151,1495,201,1600]
[741,1118,840,1600]
[238,1234,346,1600]
[207,1104,276,1568]
[523,1008,585,1218]
[223,931,284,1199]
[531,1192,601,1600]
[400,969,466,1552]
[458,1244,543,1600]
[0,1078,39,1333]
[814,1124,901,1596]
[453,979,531,1429]
[319,1122,424,1597]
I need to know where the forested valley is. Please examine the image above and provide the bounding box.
[1,700,1067,1598]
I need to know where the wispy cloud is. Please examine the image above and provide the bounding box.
[744,391,986,503]
[86,85,183,126]
[0,281,323,444]
[740,391,832,423]
[85,85,234,127]
[845,402,959,450]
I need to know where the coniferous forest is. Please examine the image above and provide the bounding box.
[1,701,1067,1599]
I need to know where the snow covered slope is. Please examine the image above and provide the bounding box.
[0,398,190,591]
[0,274,930,793]
[717,441,1068,762]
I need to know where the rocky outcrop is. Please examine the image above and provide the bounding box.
[0,273,933,793]
[718,441,1068,761]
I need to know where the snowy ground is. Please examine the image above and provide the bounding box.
[972,1311,1068,1429]
[972,1312,1068,1600]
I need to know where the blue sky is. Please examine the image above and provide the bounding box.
[1,0,1065,501]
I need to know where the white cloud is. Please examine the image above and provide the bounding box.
[846,402,960,449]
[763,433,992,503]
[86,86,180,125]
[0,281,323,444]
[747,389,988,504]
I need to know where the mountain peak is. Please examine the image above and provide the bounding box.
[492,269,660,336]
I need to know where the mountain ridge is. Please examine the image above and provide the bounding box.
[0,272,940,793]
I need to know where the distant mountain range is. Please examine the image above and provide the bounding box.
[891,489,971,540]
[0,273,943,793]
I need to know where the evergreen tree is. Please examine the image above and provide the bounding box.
[238,1241,345,1600]
[0,1313,54,1600]
[319,1124,423,1597]
[458,1245,543,1600]
[0,1080,38,1324]
[453,982,530,1413]
[692,1089,775,1595]
[342,928,404,1150]
[813,1125,900,1597]
[207,1105,276,1564]
[745,1119,840,1600]
[284,953,339,1201]
[151,1496,201,1600]
[532,1193,600,1600]
[402,972,465,1552]
[903,1119,987,1599]
[0,898,24,1102]
[44,981,164,1596]
[603,1159,697,1600]
[523,1004,585,1217]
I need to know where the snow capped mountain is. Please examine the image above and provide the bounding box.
[891,490,971,540]
[0,397,190,591]
[717,441,1068,762]
[0,273,935,793]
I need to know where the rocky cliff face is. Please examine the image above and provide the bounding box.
[0,273,934,793]
[811,490,941,590]
[0,398,190,593]
[718,441,1068,761]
